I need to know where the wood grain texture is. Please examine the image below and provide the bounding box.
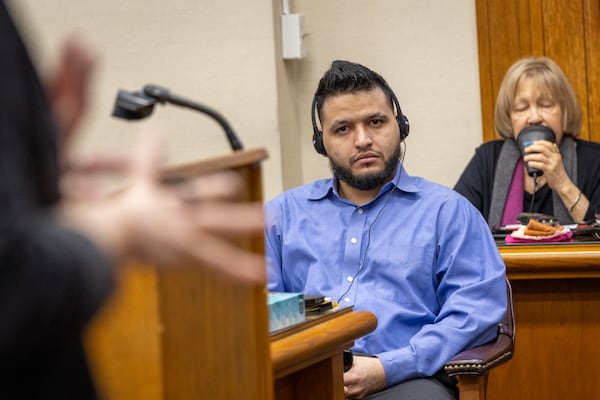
[486,243,600,399]
[271,309,377,400]
[456,375,487,400]
[476,0,600,143]
[274,355,343,400]
[271,309,377,378]
[85,265,164,400]
[85,149,273,400]
[500,243,600,279]
[583,0,600,140]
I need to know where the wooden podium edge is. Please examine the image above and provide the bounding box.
[162,147,268,181]
[271,310,377,378]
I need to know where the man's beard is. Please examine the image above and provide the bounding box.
[330,145,401,191]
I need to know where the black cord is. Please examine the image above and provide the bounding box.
[528,172,538,212]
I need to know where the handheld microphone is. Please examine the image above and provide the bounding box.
[516,125,556,177]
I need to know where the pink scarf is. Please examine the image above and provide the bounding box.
[501,159,524,225]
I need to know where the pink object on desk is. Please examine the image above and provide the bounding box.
[505,227,573,244]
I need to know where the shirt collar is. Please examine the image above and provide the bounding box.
[307,164,421,201]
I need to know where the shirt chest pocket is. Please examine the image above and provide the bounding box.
[361,243,436,305]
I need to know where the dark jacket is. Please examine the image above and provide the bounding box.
[454,138,600,223]
[0,2,113,398]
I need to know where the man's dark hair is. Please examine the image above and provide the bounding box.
[313,60,396,117]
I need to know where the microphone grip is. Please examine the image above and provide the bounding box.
[516,125,556,177]
[522,144,543,177]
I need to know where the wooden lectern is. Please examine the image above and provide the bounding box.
[85,148,272,400]
[84,148,378,400]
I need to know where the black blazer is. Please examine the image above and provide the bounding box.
[0,2,112,398]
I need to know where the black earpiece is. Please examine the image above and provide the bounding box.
[311,95,327,155]
[311,88,409,156]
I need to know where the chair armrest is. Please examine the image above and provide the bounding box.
[446,279,516,377]
[444,333,514,377]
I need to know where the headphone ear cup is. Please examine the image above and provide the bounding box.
[390,90,409,141]
[312,128,327,155]
[397,114,409,140]
[311,95,327,155]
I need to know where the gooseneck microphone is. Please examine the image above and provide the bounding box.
[112,84,243,151]
[516,125,556,177]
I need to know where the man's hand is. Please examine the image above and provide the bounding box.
[45,36,97,170]
[343,355,386,399]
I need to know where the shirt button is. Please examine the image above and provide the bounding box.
[357,208,364,214]
[347,276,353,282]
[343,297,351,303]
[350,237,357,244]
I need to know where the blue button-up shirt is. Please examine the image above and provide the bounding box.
[265,165,507,386]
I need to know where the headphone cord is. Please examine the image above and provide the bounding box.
[528,172,538,213]
[336,143,406,304]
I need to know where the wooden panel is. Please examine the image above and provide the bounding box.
[476,0,534,142]
[476,0,600,144]
[584,0,600,141]
[274,356,342,400]
[85,265,163,400]
[474,0,494,141]
[271,309,377,378]
[487,278,600,400]
[500,242,600,279]
[158,266,271,399]
[541,0,589,139]
[85,148,273,400]
[271,309,377,400]
[528,0,544,54]
[485,243,600,400]
[456,375,487,400]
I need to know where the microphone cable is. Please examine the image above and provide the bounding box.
[336,141,406,304]
[527,172,539,213]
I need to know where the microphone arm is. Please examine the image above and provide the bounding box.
[112,84,244,151]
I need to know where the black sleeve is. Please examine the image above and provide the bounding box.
[0,4,111,397]
[576,140,600,221]
[0,1,61,212]
[0,213,114,361]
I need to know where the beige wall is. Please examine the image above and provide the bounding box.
[10,0,284,200]
[277,0,484,197]
[11,0,483,202]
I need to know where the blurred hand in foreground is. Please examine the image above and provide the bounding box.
[59,132,266,284]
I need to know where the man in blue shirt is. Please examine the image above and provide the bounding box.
[265,60,507,400]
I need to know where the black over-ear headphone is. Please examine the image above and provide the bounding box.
[311,88,410,156]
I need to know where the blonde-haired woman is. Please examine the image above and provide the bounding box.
[455,56,600,226]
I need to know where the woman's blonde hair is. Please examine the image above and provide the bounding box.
[494,56,582,139]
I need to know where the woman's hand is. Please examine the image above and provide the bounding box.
[524,140,589,221]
